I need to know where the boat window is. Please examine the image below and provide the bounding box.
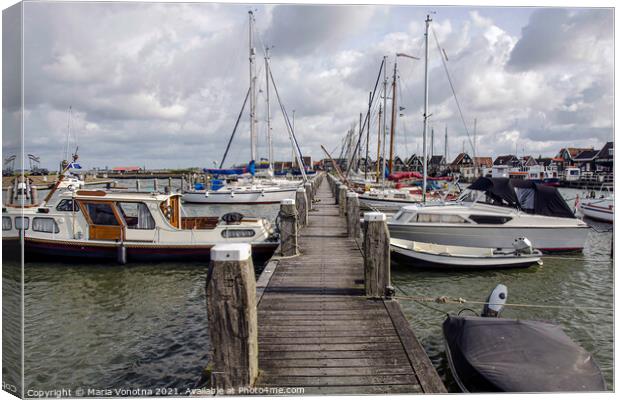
[32,217,60,233]
[468,215,512,224]
[393,193,407,199]
[395,211,415,223]
[2,216,12,230]
[86,203,119,226]
[221,229,256,238]
[514,188,535,210]
[416,213,441,223]
[56,199,80,212]
[118,202,155,230]
[439,215,469,223]
[15,217,29,230]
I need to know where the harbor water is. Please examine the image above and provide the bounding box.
[5,180,614,393]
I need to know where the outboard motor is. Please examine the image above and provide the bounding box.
[221,212,244,225]
[512,237,533,255]
[481,284,508,318]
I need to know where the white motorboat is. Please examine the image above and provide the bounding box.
[391,238,543,269]
[577,186,613,223]
[182,183,300,204]
[2,189,278,263]
[387,177,590,252]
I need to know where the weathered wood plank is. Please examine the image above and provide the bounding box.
[253,176,445,394]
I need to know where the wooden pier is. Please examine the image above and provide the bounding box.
[251,176,446,394]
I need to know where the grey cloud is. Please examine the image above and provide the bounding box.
[508,8,613,71]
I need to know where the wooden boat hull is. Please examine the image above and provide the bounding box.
[390,239,542,270]
[24,237,278,263]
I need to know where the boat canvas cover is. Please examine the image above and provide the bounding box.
[443,315,605,392]
[468,177,574,218]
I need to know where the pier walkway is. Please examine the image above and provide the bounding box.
[254,178,446,394]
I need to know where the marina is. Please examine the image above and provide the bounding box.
[2,2,615,398]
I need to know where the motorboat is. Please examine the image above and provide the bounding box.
[182,173,302,205]
[577,185,613,223]
[387,177,589,252]
[390,237,542,269]
[3,189,278,263]
[443,285,606,392]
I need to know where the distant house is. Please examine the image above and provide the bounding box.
[428,155,447,175]
[392,156,407,172]
[573,149,600,172]
[450,153,473,174]
[594,142,613,172]
[493,155,520,167]
[112,166,141,174]
[405,154,424,172]
[554,147,593,172]
[520,155,538,167]
[474,157,493,169]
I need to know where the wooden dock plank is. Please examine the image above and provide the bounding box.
[254,177,446,394]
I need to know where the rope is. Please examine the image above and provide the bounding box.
[393,294,613,312]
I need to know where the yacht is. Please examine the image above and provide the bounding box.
[3,189,277,262]
[387,177,589,252]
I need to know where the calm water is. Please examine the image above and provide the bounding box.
[6,181,614,393]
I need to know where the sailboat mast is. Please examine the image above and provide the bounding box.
[381,56,388,188]
[375,105,383,183]
[358,113,362,172]
[444,125,448,162]
[422,14,432,202]
[365,91,371,180]
[389,60,397,175]
[248,11,257,162]
[265,47,273,170]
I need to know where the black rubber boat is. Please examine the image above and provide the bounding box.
[443,285,606,392]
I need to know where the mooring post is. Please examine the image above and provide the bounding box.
[295,187,308,227]
[181,175,186,191]
[136,180,141,192]
[153,179,159,192]
[346,192,360,238]
[279,199,298,257]
[168,177,173,192]
[30,187,38,205]
[5,187,13,205]
[363,212,391,299]
[206,243,258,391]
[338,185,347,217]
[304,182,313,207]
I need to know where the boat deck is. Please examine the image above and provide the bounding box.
[254,178,446,394]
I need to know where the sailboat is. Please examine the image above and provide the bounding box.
[183,12,305,205]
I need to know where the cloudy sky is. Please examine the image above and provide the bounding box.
[2,2,614,170]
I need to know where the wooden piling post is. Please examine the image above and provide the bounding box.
[295,187,308,227]
[206,244,258,390]
[5,187,13,205]
[338,185,347,217]
[181,175,186,191]
[30,187,38,205]
[279,199,298,257]
[363,212,391,299]
[153,179,159,192]
[304,182,313,207]
[168,177,173,192]
[346,192,360,238]
[136,180,141,192]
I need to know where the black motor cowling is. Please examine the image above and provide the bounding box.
[221,212,244,224]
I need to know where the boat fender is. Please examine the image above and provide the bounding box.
[481,284,508,318]
[222,212,244,225]
[513,237,533,255]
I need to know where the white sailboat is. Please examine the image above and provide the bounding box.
[183,12,304,205]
